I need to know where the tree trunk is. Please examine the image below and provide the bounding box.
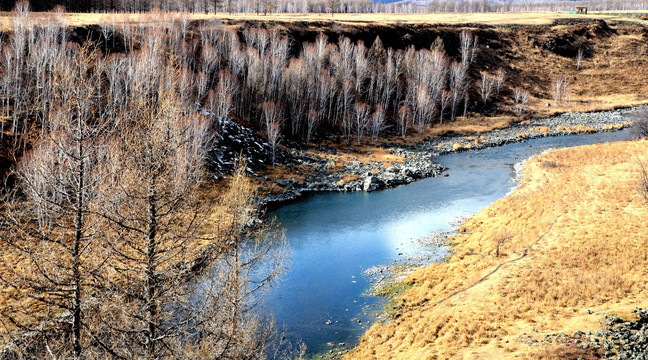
[145,190,158,358]
[72,139,84,359]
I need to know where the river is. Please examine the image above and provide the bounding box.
[265,128,632,356]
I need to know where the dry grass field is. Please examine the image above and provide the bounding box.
[2,10,648,30]
[346,138,648,359]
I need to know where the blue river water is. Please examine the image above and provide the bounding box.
[265,129,632,355]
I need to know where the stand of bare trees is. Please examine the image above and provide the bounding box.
[5,0,648,16]
[553,74,571,106]
[514,87,530,115]
[0,6,287,359]
[1,2,500,151]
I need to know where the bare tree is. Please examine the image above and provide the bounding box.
[190,159,287,359]
[553,75,568,106]
[0,45,108,358]
[450,61,469,121]
[341,109,353,145]
[354,102,371,145]
[470,34,479,64]
[263,102,282,167]
[354,42,368,95]
[478,72,495,106]
[460,30,472,66]
[214,70,236,120]
[495,67,505,94]
[327,0,340,15]
[284,58,308,137]
[267,121,281,167]
[460,30,478,66]
[98,93,215,358]
[340,80,354,134]
[397,104,411,139]
[414,83,433,133]
[370,104,385,143]
[514,87,530,115]
[306,109,319,144]
[562,83,571,105]
[631,110,648,138]
[439,90,451,124]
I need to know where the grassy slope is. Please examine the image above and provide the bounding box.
[346,138,648,359]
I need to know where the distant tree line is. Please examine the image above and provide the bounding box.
[2,0,648,14]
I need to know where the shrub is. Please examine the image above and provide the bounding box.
[631,112,648,138]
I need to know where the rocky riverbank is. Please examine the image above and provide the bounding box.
[518,308,648,359]
[260,107,640,205]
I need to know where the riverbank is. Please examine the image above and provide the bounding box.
[260,107,638,206]
[345,136,648,359]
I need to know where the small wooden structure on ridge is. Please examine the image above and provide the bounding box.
[576,6,588,14]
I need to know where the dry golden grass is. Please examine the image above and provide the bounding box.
[347,139,648,360]
[200,11,648,26]
[3,10,648,31]
[496,24,648,119]
[348,146,404,164]
[337,173,361,186]
[1,10,647,32]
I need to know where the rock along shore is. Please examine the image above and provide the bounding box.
[261,107,640,206]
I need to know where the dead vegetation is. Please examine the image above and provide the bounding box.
[2,9,648,184]
[0,6,287,358]
[347,139,648,359]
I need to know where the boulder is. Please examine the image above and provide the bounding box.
[363,176,384,192]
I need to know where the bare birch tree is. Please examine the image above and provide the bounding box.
[439,90,451,124]
[553,75,567,106]
[576,47,584,71]
[354,102,370,145]
[263,102,282,167]
[514,87,530,115]
[460,30,478,66]
[397,104,411,139]
[306,109,319,144]
[267,121,281,168]
[370,104,385,143]
[495,67,505,94]
[478,72,495,106]
[450,62,469,121]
